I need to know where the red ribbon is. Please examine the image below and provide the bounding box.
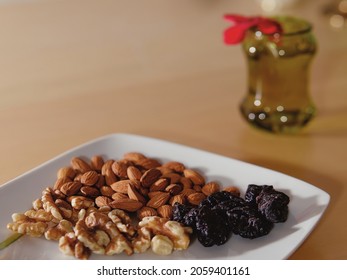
[223,14,282,45]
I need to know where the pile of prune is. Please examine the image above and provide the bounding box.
[172,184,290,247]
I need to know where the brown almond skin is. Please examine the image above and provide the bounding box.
[57,167,76,180]
[127,184,147,204]
[187,192,206,206]
[95,196,112,207]
[146,192,170,209]
[90,155,104,172]
[202,182,220,196]
[71,157,92,174]
[183,169,205,185]
[111,180,132,194]
[109,199,143,212]
[149,178,170,192]
[157,205,173,219]
[162,161,185,173]
[165,184,183,195]
[137,206,157,220]
[81,171,99,186]
[80,186,100,198]
[140,168,162,188]
[127,166,142,181]
[100,186,115,197]
[112,161,128,179]
[60,181,82,196]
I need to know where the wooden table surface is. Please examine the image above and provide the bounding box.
[0,0,346,259]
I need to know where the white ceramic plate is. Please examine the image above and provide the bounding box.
[0,133,330,260]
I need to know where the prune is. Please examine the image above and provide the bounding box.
[183,207,199,229]
[227,206,273,239]
[245,184,273,204]
[256,188,290,223]
[199,191,239,208]
[172,203,193,224]
[213,195,247,211]
[195,206,231,247]
[172,184,289,247]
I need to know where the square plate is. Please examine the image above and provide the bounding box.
[0,133,330,259]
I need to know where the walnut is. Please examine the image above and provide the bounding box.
[7,218,47,238]
[45,219,74,240]
[41,188,63,220]
[70,196,94,210]
[24,209,53,222]
[7,211,49,237]
[108,209,136,238]
[138,216,192,251]
[74,210,133,256]
[151,234,173,255]
[132,227,151,253]
[59,232,91,260]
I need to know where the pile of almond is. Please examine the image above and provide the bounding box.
[59,152,224,220]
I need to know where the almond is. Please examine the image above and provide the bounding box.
[136,158,161,169]
[126,166,142,181]
[149,177,170,192]
[146,192,170,209]
[101,160,114,175]
[180,177,193,189]
[60,181,82,196]
[100,186,115,197]
[128,184,146,204]
[193,185,202,192]
[123,152,147,163]
[71,157,92,174]
[162,161,185,173]
[140,168,162,188]
[110,180,132,194]
[81,171,99,186]
[165,184,183,195]
[94,174,105,188]
[53,177,71,191]
[163,173,182,184]
[109,198,143,212]
[180,188,197,197]
[183,169,205,186]
[157,205,173,219]
[147,191,163,199]
[169,194,186,206]
[95,196,112,207]
[80,186,100,198]
[223,186,240,197]
[112,192,128,201]
[202,182,220,196]
[187,192,206,206]
[90,155,104,172]
[104,168,118,186]
[112,161,128,179]
[137,206,157,220]
[57,167,76,179]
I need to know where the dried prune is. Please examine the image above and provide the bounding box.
[256,188,290,223]
[227,206,273,239]
[195,206,231,247]
[172,184,289,247]
[245,184,272,204]
[200,191,239,208]
[172,203,193,224]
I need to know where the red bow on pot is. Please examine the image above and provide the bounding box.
[223,14,282,45]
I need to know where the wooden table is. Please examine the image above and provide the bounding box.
[0,0,346,259]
